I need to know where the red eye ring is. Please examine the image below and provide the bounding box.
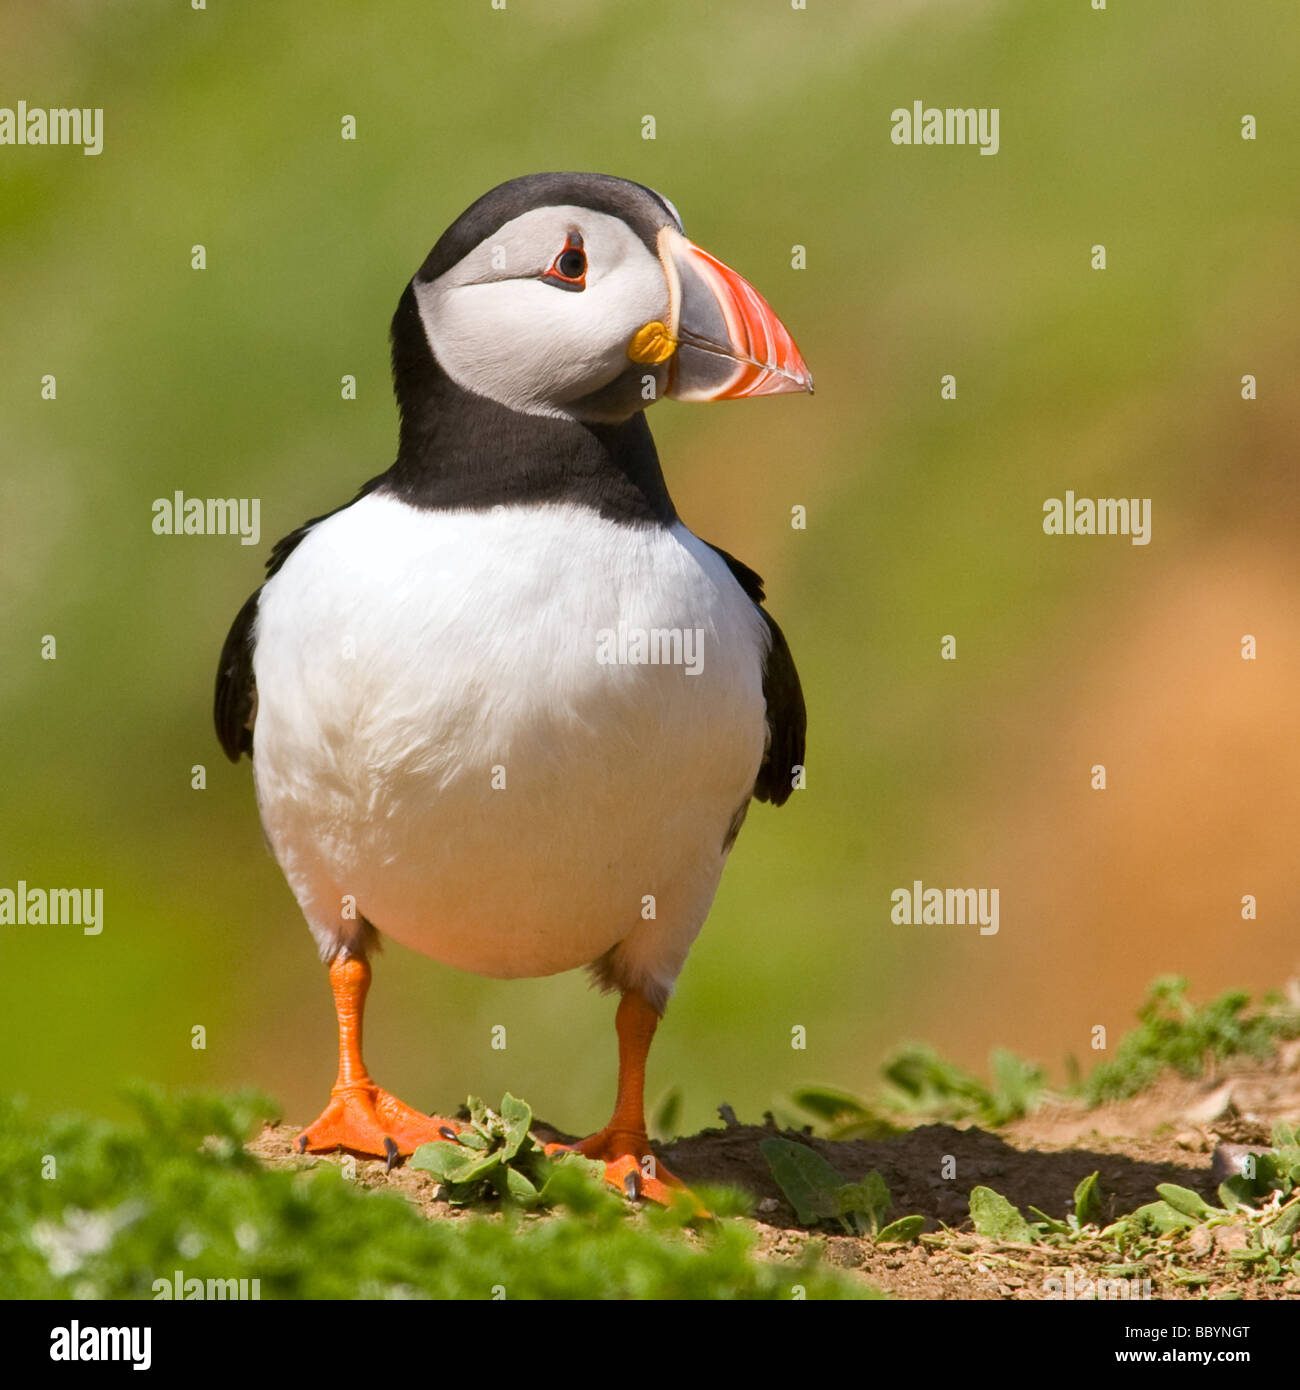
[543,232,586,290]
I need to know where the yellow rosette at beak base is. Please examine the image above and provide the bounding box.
[626,320,678,365]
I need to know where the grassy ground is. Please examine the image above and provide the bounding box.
[6,978,1297,1301]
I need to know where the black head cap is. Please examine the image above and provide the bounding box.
[412,171,682,285]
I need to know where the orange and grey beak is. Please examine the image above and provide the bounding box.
[628,227,814,401]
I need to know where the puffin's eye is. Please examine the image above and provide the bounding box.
[542,233,586,290]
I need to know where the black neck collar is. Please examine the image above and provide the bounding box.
[379,282,677,526]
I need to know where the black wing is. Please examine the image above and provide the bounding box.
[705,541,806,807]
[213,476,384,764]
[214,587,261,762]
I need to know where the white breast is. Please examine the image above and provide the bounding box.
[250,492,770,1005]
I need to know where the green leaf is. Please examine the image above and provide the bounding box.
[455,1129,490,1150]
[457,1151,504,1184]
[1253,1153,1289,1195]
[986,1048,1045,1125]
[1072,1171,1102,1225]
[1268,1198,1300,1238]
[536,1152,608,1210]
[876,1215,925,1244]
[520,1145,556,1183]
[1129,1200,1196,1235]
[1261,1199,1298,1256]
[441,1181,482,1207]
[546,1150,606,1180]
[1027,1205,1070,1236]
[500,1092,532,1163]
[468,1095,491,1135]
[790,1084,875,1122]
[503,1164,540,1206]
[836,1170,892,1235]
[759,1138,846,1225]
[789,1086,900,1140]
[409,1140,463,1179]
[1155,1184,1216,1220]
[969,1187,1035,1243]
[1218,1180,1248,1212]
[409,1141,501,1185]
[881,1045,991,1120]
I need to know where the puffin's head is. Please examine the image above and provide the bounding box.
[397,172,812,424]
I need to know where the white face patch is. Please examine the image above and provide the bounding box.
[412,206,670,418]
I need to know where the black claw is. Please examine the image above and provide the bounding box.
[296,1135,308,1153]
[439,1125,459,1142]
[383,1136,400,1172]
[624,1168,642,1202]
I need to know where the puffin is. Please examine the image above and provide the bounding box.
[214,172,810,1202]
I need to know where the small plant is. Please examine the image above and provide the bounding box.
[964,1171,1107,1247]
[1217,1122,1300,1209]
[1082,976,1300,1105]
[780,1086,901,1141]
[760,1137,924,1242]
[785,1044,1044,1134]
[408,1094,594,1208]
[879,1045,993,1122]
[1110,1155,1300,1286]
[969,1186,1037,1243]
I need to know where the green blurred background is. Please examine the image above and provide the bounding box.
[2,0,1297,1139]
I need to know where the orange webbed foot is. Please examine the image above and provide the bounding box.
[297,1081,462,1168]
[545,1127,703,1212]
